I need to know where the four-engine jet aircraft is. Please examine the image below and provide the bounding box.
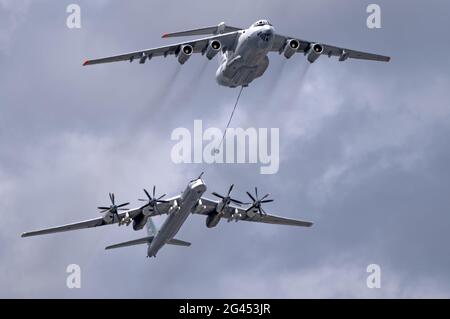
[21,174,313,258]
[83,19,390,88]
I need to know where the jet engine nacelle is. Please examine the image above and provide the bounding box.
[306,43,323,63]
[205,40,221,60]
[132,213,147,231]
[206,212,221,228]
[283,39,300,59]
[177,44,193,64]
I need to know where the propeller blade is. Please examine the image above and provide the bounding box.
[261,207,267,215]
[230,198,244,205]
[212,192,225,199]
[116,202,130,208]
[157,194,167,200]
[140,202,150,209]
[143,189,152,200]
[156,199,169,203]
[246,191,256,202]
[261,199,274,203]
[152,185,156,198]
[255,187,258,199]
[260,193,270,201]
[245,205,255,213]
[228,184,234,196]
[110,193,115,205]
[98,206,110,210]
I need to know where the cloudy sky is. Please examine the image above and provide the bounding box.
[1,0,450,298]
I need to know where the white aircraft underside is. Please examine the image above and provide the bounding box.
[21,174,313,258]
[83,19,390,88]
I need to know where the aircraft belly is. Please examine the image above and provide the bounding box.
[219,57,269,87]
[218,42,271,87]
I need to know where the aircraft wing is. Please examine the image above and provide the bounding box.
[195,197,313,227]
[271,33,390,62]
[141,195,182,217]
[21,207,142,238]
[82,32,240,66]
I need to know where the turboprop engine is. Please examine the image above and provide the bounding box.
[206,212,221,228]
[132,213,147,231]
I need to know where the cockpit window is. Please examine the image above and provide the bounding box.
[253,20,272,27]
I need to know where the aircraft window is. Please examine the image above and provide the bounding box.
[253,20,272,27]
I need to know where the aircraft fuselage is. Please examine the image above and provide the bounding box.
[216,24,275,88]
[147,178,206,257]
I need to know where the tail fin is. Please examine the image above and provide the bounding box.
[162,22,242,38]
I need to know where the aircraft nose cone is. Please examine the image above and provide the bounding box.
[263,25,274,34]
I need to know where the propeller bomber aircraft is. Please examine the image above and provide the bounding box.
[21,174,313,258]
[83,19,391,88]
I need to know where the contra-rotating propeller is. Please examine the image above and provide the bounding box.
[212,184,245,206]
[98,193,130,223]
[139,186,169,215]
[245,187,274,216]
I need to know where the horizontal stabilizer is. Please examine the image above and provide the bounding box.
[167,238,191,247]
[105,236,153,250]
[162,23,242,38]
[105,236,191,250]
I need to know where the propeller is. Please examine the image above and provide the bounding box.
[190,172,204,182]
[139,186,169,215]
[212,184,245,206]
[98,193,130,223]
[245,187,274,216]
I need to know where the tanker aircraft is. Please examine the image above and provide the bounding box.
[83,19,390,88]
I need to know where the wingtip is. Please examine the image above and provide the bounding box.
[161,33,169,38]
[82,60,90,66]
[21,232,28,238]
[301,221,314,227]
